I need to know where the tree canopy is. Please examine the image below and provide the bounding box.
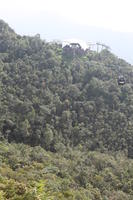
[0,20,133,199]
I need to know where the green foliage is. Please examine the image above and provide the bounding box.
[0,142,132,199]
[0,20,133,157]
[0,20,133,199]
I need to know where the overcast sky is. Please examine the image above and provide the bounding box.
[1,0,133,63]
[1,0,133,32]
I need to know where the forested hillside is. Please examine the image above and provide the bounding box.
[0,20,133,199]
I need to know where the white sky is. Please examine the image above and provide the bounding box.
[0,0,133,32]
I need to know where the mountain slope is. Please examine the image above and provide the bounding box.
[0,141,132,200]
[0,20,133,200]
[0,20,133,158]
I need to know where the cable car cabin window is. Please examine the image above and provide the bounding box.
[118,76,126,85]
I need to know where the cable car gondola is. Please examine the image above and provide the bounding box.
[118,75,126,85]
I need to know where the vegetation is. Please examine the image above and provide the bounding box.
[0,19,132,199]
[0,141,133,199]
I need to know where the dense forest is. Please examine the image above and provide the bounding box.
[0,19,133,199]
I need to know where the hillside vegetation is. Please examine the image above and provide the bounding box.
[0,20,133,199]
[0,141,133,199]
